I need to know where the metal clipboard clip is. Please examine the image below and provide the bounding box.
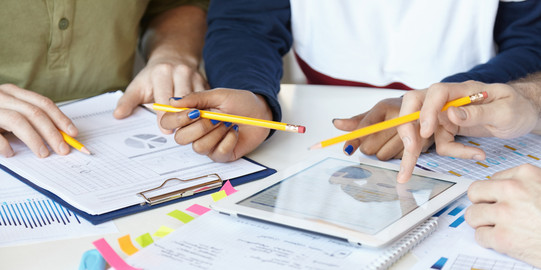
[137,173,223,206]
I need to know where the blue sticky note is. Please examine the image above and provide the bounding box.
[79,249,106,270]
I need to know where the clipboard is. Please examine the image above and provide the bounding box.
[0,157,275,225]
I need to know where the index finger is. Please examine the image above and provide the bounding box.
[7,86,78,137]
[467,180,503,203]
[420,82,483,138]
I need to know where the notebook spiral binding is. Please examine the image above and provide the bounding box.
[365,217,439,270]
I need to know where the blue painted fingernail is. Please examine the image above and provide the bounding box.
[170,97,183,100]
[233,125,239,132]
[224,122,232,128]
[211,119,220,125]
[188,110,200,119]
[344,145,354,155]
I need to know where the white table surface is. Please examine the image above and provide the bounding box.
[0,84,416,269]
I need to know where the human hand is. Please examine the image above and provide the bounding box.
[465,164,541,267]
[113,57,209,133]
[396,81,538,183]
[0,84,78,158]
[333,97,432,160]
[160,88,272,162]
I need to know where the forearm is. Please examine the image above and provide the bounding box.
[443,0,541,84]
[141,5,207,67]
[508,72,541,133]
[204,0,292,123]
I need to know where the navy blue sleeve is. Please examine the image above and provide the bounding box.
[203,0,292,123]
[442,0,541,83]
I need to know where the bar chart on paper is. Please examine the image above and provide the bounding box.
[413,195,541,270]
[416,134,541,180]
[447,254,540,270]
[1,198,81,228]
[0,170,116,247]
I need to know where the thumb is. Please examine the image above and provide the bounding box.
[114,88,145,119]
[447,105,490,128]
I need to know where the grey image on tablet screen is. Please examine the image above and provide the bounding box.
[237,158,454,235]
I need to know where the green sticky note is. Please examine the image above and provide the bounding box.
[167,210,195,224]
[211,190,227,202]
[135,233,154,248]
[153,225,174,238]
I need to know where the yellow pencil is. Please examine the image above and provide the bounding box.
[309,91,488,150]
[145,103,306,133]
[60,130,92,155]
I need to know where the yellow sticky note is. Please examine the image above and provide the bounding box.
[211,190,227,201]
[135,233,154,248]
[167,210,195,223]
[117,234,139,255]
[153,225,174,238]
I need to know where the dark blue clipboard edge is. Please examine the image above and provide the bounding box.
[0,157,276,225]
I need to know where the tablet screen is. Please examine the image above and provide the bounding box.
[237,158,454,235]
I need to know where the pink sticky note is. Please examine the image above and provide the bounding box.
[220,180,238,196]
[93,238,142,270]
[186,204,211,216]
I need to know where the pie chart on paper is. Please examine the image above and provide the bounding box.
[124,134,167,149]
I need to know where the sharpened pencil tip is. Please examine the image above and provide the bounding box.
[142,103,153,110]
[80,147,92,155]
[308,143,322,150]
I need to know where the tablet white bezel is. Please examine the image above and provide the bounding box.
[211,154,472,247]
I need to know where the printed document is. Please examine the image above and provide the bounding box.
[0,91,265,215]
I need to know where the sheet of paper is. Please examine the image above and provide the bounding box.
[0,91,265,215]
[416,134,541,180]
[412,134,541,269]
[0,169,117,247]
[124,211,389,270]
[411,195,540,269]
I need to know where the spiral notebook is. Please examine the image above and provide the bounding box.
[124,211,438,270]
[367,217,438,270]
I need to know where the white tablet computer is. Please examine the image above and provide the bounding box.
[211,155,472,247]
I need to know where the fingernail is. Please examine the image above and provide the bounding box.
[233,125,239,132]
[401,136,411,146]
[473,154,483,161]
[59,142,69,154]
[397,166,406,182]
[210,119,220,125]
[188,110,200,119]
[344,145,354,155]
[39,145,49,158]
[170,97,183,100]
[67,124,77,135]
[457,107,467,120]
[332,118,337,124]
[420,121,428,135]
[5,149,14,157]
[224,122,232,128]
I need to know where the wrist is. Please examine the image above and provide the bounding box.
[146,49,200,69]
[510,74,541,118]
[254,94,273,121]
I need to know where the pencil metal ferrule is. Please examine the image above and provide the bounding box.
[469,92,487,103]
[285,124,306,133]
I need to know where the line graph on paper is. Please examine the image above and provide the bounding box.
[416,134,541,180]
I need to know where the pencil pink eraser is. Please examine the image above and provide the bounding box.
[482,91,488,99]
[298,126,306,133]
